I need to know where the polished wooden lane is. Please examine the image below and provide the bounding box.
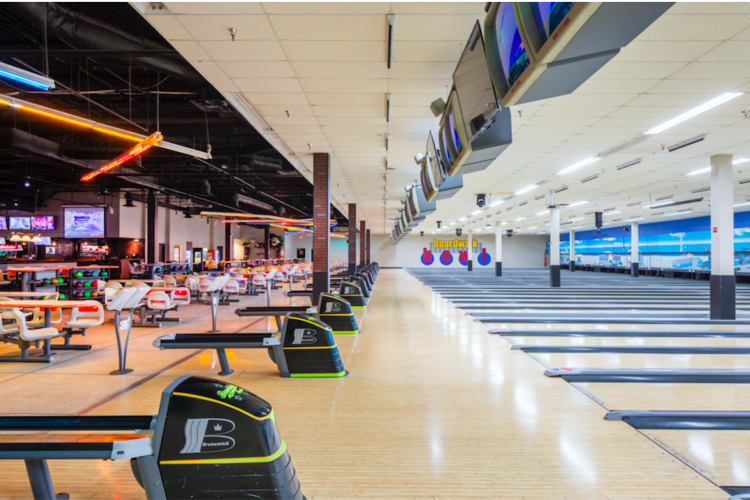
[0,270,726,498]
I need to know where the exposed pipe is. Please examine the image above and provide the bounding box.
[9,3,202,84]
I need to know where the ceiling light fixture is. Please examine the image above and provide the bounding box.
[644,91,743,135]
[471,209,482,216]
[489,199,504,208]
[686,158,749,176]
[557,156,600,176]
[536,210,550,216]
[734,202,750,208]
[566,200,589,208]
[81,132,163,182]
[514,184,539,196]
[515,217,526,221]
[0,61,55,90]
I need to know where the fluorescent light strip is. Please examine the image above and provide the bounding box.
[489,199,504,208]
[514,184,539,196]
[566,201,589,208]
[536,210,550,216]
[645,92,743,135]
[515,217,526,221]
[605,210,622,215]
[557,156,600,176]
[686,158,750,176]
[0,61,55,90]
[471,209,482,216]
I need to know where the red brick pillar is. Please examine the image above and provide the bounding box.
[224,222,232,262]
[348,203,357,275]
[146,189,158,264]
[366,228,371,265]
[263,226,270,260]
[313,153,330,301]
[359,220,366,271]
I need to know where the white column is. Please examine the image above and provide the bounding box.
[494,228,503,276]
[631,223,639,277]
[710,154,735,319]
[569,230,576,272]
[550,207,560,287]
[466,230,473,271]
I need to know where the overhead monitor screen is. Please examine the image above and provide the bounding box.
[36,236,52,245]
[532,2,575,45]
[0,217,6,230]
[64,207,105,238]
[448,109,463,153]
[9,217,30,230]
[426,132,443,187]
[494,2,529,87]
[453,23,499,140]
[31,215,55,231]
[440,126,454,166]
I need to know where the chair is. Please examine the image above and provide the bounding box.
[164,275,177,287]
[27,293,62,329]
[106,287,149,374]
[170,287,191,307]
[56,301,103,350]
[0,307,62,362]
[104,282,122,305]
[221,279,241,304]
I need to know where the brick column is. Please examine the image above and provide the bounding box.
[224,222,232,262]
[312,153,331,301]
[146,189,158,263]
[366,228,371,265]
[348,203,357,274]
[359,220,366,271]
[263,226,270,259]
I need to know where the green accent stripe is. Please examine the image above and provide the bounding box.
[290,370,347,378]
[350,306,367,310]
[333,330,359,335]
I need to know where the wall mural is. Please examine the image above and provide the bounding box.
[420,239,491,266]
[559,211,750,273]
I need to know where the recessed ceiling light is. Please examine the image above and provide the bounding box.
[514,184,539,196]
[557,156,600,176]
[515,217,526,221]
[471,209,482,216]
[566,200,589,208]
[536,210,550,216]
[605,210,622,215]
[644,91,743,135]
[489,199,504,208]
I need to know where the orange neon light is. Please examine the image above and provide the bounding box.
[81,132,163,182]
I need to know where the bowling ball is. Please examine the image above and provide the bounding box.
[75,281,83,288]
[74,271,83,278]
[83,271,92,277]
[58,293,66,300]
[91,280,98,287]
[74,291,83,299]
[90,291,98,297]
[83,291,91,298]
[155,267,162,274]
[100,271,107,277]
[83,281,91,287]
[42,278,50,285]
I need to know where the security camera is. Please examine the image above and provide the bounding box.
[456,228,463,237]
[624,226,630,232]
[436,220,442,228]
[476,193,486,208]
[419,231,424,237]
[506,229,514,238]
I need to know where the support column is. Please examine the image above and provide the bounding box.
[366,229,371,265]
[569,230,575,272]
[224,222,232,262]
[710,154,735,320]
[359,220,366,271]
[466,230,473,271]
[631,223,639,277]
[146,190,157,263]
[494,228,502,276]
[347,204,357,274]
[550,207,560,287]
[263,226,270,259]
[312,153,331,302]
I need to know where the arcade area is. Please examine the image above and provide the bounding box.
[0,2,749,499]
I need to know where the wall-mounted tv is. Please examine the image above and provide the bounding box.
[0,217,6,230]
[64,207,105,238]
[9,216,31,230]
[31,215,55,231]
[36,236,52,245]
[440,91,470,177]
[422,131,464,202]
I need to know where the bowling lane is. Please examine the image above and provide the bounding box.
[574,383,750,412]
[532,352,750,369]
[504,336,750,347]
[640,430,750,488]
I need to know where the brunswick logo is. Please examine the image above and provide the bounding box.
[324,301,342,313]
[180,418,236,454]
[292,328,318,345]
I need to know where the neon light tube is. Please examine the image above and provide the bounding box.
[0,62,55,90]
[81,132,163,182]
[0,93,211,159]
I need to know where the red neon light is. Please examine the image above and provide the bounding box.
[81,132,163,182]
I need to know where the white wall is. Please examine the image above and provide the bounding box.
[370,233,547,268]
[284,233,352,264]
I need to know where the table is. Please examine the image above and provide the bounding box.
[0,292,55,298]
[0,300,87,356]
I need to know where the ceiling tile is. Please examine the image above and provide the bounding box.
[282,41,384,62]
[393,14,481,41]
[291,61,387,79]
[234,78,303,93]
[167,2,264,14]
[144,14,192,40]
[200,41,286,61]
[219,61,296,78]
[242,92,309,105]
[393,40,464,62]
[177,15,275,41]
[262,2,391,14]
[269,15,386,40]
[301,78,388,93]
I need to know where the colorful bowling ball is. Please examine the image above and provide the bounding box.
[74,291,83,299]
[74,271,83,278]
[83,281,91,287]
[83,271,92,277]
[83,291,91,298]
[155,267,162,274]
[99,271,108,277]
[75,281,83,288]
[91,280,98,287]
[90,291,99,297]
[42,278,50,285]
[58,293,66,300]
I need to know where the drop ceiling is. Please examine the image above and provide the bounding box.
[135,2,750,236]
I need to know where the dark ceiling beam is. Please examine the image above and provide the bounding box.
[0,49,181,57]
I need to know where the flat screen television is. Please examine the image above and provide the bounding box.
[453,22,499,141]
[9,216,30,230]
[0,217,6,230]
[64,207,105,238]
[440,92,470,177]
[36,236,52,245]
[31,215,55,231]
[438,122,455,171]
